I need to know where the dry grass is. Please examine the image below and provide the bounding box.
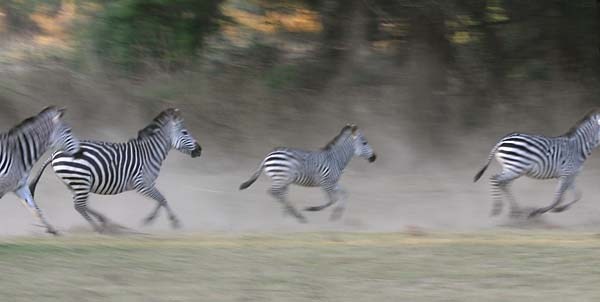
[1,231,600,301]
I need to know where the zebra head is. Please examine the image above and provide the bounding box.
[168,109,202,158]
[348,124,376,163]
[48,107,81,156]
[565,108,600,148]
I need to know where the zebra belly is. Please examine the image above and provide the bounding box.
[0,174,20,196]
[52,156,133,195]
[525,165,561,179]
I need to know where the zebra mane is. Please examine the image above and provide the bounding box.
[137,108,181,138]
[7,106,60,137]
[563,108,600,137]
[322,125,353,150]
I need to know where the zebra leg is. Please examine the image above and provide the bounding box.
[14,186,58,235]
[305,184,339,212]
[330,186,348,221]
[529,176,572,217]
[551,183,581,213]
[73,192,104,233]
[269,185,307,223]
[490,171,520,217]
[137,186,181,229]
[85,207,110,228]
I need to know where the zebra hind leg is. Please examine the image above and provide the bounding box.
[73,192,104,233]
[138,186,181,229]
[269,185,307,223]
[490,171,520,217]
[85,207,110,229]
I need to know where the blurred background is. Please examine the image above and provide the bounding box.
[0,0,599,235]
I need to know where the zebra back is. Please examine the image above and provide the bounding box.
[4,106,79,171]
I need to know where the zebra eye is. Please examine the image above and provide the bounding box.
[362,141,368,145]
[181,130,188,135]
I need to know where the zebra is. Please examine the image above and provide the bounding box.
[239,124,376,223]
[474,108,600,218]
[0,106,80,235]
[29,108,201,233]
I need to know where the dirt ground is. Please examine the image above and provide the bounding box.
[2,143,600,236]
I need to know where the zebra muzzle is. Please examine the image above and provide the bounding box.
[191,143,202,158]
[368,154,377,163]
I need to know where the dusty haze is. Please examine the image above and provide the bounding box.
[1,64,600,237]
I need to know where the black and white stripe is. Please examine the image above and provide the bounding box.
[1,106,80,235]
[474,108,600,217]
[239,124,376,222]
[29,108,201,233]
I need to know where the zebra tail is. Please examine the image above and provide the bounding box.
[239,161,265,190]
[473,163,489,183]
[29,155,53,198]
[474,143,500,182]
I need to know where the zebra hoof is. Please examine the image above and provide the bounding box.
[329,207,344,221]
[551,205,569,213]
[142,216,156,226]
[528,209,544,218]
[170,219,182,229]
[46,228,60,236]
[296,216,308,224]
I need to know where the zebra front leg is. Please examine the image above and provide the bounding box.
[14,186,58,235]
[304,185,339,212]
[551,183,581,213]
[137,186,181,229]
[269,186,307,223]
[529,176,572,218]
[330,186,348,221]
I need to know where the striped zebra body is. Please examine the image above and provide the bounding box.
[240,125,376,222]
[474,108,600,217]
[1,106,80,235]
[29,108,201,233]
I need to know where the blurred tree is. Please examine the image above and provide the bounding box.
[89,0,224,72]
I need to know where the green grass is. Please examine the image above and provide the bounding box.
[1,231,600,301]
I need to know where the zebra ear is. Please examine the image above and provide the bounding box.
[350,124,358,134]
[52,109,65,124]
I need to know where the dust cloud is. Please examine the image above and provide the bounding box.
[1,53,600,237]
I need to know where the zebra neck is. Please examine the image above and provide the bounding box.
[326,138,354,170]
[572,122,599,158]
[136,132,171,166]
[14,127,51,170]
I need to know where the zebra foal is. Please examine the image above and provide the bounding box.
[240,124,376,222]
[474,108,600,218]
[0,106,80,235]
[29,108,201,233]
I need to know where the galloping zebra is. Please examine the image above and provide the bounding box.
[239,124,376,223]
[29,108,201,233]
[474,108,600,218]
[0,106,80,235]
